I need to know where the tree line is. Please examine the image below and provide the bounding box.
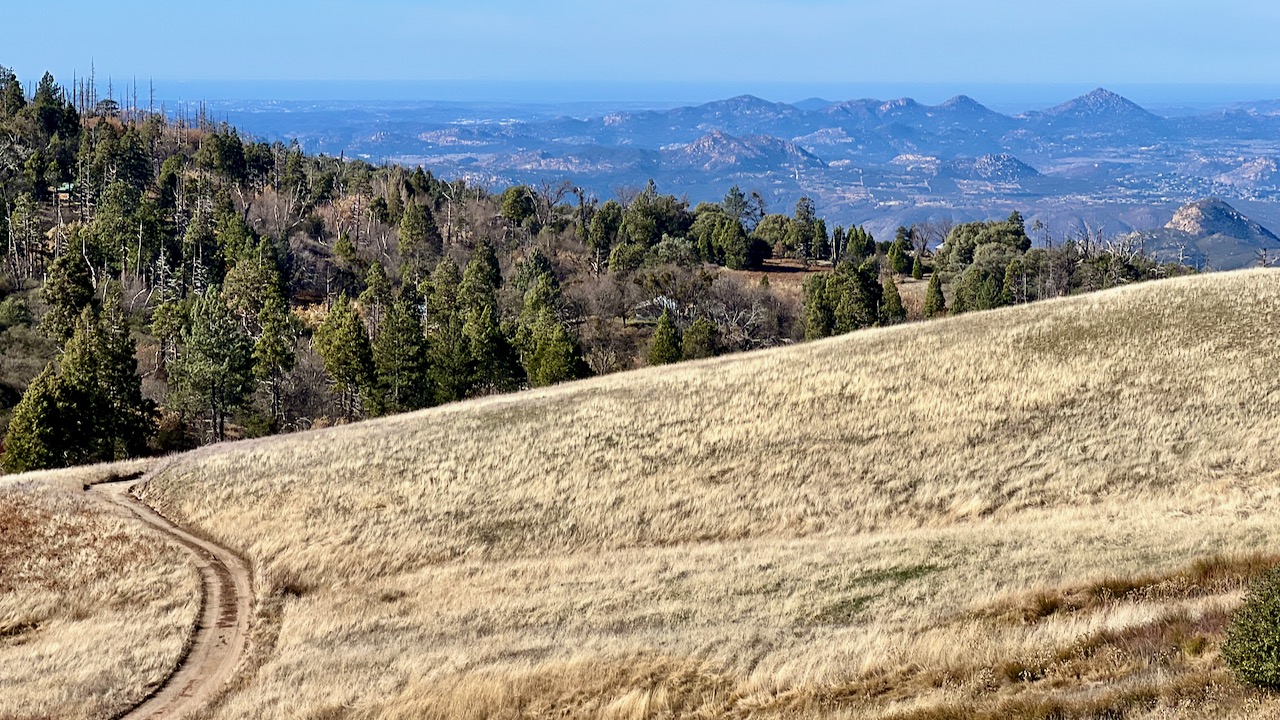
[0,67,1193,472]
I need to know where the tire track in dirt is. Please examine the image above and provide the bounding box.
[92,478,252,720]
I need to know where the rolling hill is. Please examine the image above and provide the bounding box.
[10,270,1280,718]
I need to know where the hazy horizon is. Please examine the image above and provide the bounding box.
[22,77,1280,116]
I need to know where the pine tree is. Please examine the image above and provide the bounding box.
[648,309,683,366]
[398,202,441,273]
[1003,258,1025,305]
[976,275,1002,310]
[98,287,156,458]
[173,286,255,441]
[424,258,473,403]
[371,293,430,414]
[314,293,374,421]
[912,255,925,280]
[358,262,392,336]
[682,316,719,359]
[464,305,522,394]
[882,276,907,325]
[1,364,63,473]
[924,273,947,318]
[56,309,113,463]
[525,320,588,387]
[42,249,96,345]
[888,240,911,275]
[253,296,298,423]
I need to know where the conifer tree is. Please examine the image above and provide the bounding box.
[682,316,719,360]
[464,305,522,394]
[41,249,96,345]
[912,255,925,280]
[424,258,473,403]
[173,286,255,441]
[253,296,298,423]
[648,309,683,366]
[924,272,947,318]
[98,287,156,458]
[314,293,374,421]
[881,275,907,325]
[358,262,392,336]
[371,293,430,414]
[525,320,588,387]
[398,202,441,273]
[1,364,62,473]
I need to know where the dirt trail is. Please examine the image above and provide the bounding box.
[93,480,252,720]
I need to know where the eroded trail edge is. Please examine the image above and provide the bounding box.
[92,479,252,720]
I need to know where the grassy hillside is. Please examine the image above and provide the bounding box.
[133,269,1280,718]
[0,460,199,719]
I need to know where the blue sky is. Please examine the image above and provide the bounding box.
[8,1,1280,103]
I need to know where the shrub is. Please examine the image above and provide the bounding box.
[1223,565,1280,689]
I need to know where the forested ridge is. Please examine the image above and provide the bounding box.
[0,67,1192,471]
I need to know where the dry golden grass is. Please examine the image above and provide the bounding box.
[132,268,1280,718]
[0,460,199,720]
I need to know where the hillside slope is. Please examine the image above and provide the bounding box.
[140,270,1280,719]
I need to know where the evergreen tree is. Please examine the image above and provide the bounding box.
[1003,258,1025,305]
[314,293,374,421]
[98,288,157,458]
[1,364,62,473]
[682,316,719,360]
[358,262,393,336]
[42,250,96,345]
[803,273,835,340]
[648,309,683,366]
[398,202,441,273]
[253,296,298,423]
[881,276,907,325]
[924,273,947,318]
[56,309,114,463]
[424,258,473,403]
[172,286,255,441]
[371,293,430,414]
[525,319,588,387]
[464,305,522,394]
[888,239,911,275]
[912,255,925,280]
[976,275,1002,310]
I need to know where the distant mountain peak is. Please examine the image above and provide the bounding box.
[1166,198,1279,242]
[1042,87,1156,119]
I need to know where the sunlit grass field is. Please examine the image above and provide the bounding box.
[16,269,1280,718]
[139,268,1280,719]
[0,460,199,719]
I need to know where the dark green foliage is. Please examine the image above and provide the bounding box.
[804,261,884,339]
[888,237,911,275]
[882,276,906,325]
[172,286,254,441]
[1224,567,1280,690]
[524,320,589,387]
[315,293,374,420]
[253,296,299,423]
[1,363,60,473]
[682,316,718,360]
[648,309,683,366]
[399,202,442,272]
[2,299,155,472]
[464,305,522,394]
[371,293,430,414]
[41,251,96,345]
[924,273,947,318]
[424,258,473,403]
[912,255,925,280]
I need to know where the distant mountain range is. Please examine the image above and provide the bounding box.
[213,88,1280,269]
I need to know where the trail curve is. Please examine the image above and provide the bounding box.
[92,479,252,720]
